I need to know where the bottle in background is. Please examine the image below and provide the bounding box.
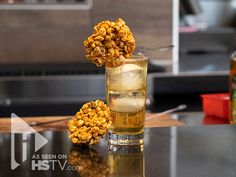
[230,51,236,124]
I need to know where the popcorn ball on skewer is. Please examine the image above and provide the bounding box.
[84,18,135,68]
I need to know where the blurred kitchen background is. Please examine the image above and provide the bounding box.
[0,0,235,117]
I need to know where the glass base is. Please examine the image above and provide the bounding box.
[108,132,144,145]
[109,144,144,153]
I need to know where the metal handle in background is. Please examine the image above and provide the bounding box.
[137,45,174,54]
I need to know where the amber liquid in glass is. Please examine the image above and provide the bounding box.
[108,90,146,134]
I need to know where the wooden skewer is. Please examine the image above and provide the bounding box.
[29,117,71,127]
[145,104,187,121]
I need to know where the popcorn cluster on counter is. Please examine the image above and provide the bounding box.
[67,100,112,145]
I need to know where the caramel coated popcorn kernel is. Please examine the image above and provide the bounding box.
[84,18,135,68]
[67,100,112,145]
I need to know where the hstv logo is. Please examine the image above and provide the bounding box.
[11,113,48,170]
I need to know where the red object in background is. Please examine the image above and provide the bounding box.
[201,93,229,120]
[203,115,229,125]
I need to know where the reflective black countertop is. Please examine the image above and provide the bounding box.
[1,123,236,177]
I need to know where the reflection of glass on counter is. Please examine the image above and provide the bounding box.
[108,145,145,177]
[67,146,109,177]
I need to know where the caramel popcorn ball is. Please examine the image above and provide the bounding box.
[67,100,112,145]
[84,18,135,68]
[68,147,109,177]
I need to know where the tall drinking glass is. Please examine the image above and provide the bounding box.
[106,55,148,145]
